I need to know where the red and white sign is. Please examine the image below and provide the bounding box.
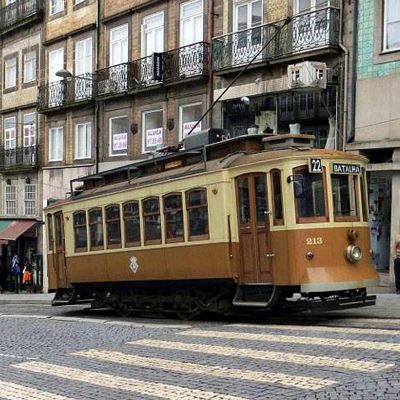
[146,128,163,148]
[183,121,201,137]
[113,133,127,151]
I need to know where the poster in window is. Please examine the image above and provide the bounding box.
[146,128,163,148]
[183,121,201,137]
[112,133,127,151]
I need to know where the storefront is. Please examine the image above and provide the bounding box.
[0,219,43,292]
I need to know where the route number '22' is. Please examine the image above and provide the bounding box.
[310,158,323,173]
[306,237,323,245]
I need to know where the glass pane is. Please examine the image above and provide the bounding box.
[166,210,184,240]
[189,207,208,236]
[107,220,121,246]
[387,22,400,49]
[55,214,63,247]
[106,205,120,220]
[272,172,283,221]
[331,175,358,218]
[164,194,182,210]
[143,198,159,214]
[188,189,207,207]
[298,0,311,12]
[254,176,267,223]
[237,4,248,30]
[47,215,53,251]
[144,215,161,241]
[74,226,87,249]
[296,169,326,218]
[238,178,250,224]
[251,1,262,27]
[89,210,103,248]
[124,202,139,217]
[388,0,400,22]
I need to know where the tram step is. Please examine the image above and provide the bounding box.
[232,284,274,307]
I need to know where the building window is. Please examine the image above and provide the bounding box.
[75,123,91,159]
[23,113,36,147]
[4,117,16,150]
[143,110,163,152]
[142,197,161,244]
[48,47,64,83]
[142,12,164,56]
[180,0,203,46]
[23,50,37,83]
[89,208,104,250]
[179,103,202,140]
[110,24,128,66]
[384,0,400,51]
[49,0,64,16]
[24,184,36,216]
[5,185,17,215]
[73,212,87,251]
[109,116,128,156]
[49,127,63,161]
[4,56,17,90]
[164,193,184,242]
[186,188,208,240]
[123,201,141,247]
[106,205,122,248]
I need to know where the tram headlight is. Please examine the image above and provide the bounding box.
[346,244,362,263]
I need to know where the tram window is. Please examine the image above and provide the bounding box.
[143,197,161,244]
[331,174,359,221]
[73,211,87,252]
[187,188,209,240]
[123,201,141,247]
[164,193,184,243]
[47,214,54,251]
[54,213,63,249]
[254,176,267,224]
[294,167,327,222]
[89,208,104,250]
[271,170,284,225]
[360,174,368,222]
[106,205,122,248]
[238,178,250,224]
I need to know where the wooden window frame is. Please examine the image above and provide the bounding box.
[293,166,329,224]
[360,173,369,222]
[186,188,209,241]
[88,208,104,251]
[270,169,284,226]
[54,212,64,250]
[47,214,54,252]
[73,211,88,252]
[105,204,122,249]
[142,197,162,245]
[332,174,360,223]
[163,192,184,244]
[123,201,141,247]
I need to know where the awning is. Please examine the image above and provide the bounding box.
[0,219,38,242]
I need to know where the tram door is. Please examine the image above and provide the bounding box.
[54,212,68,288]
[236,174,272,283]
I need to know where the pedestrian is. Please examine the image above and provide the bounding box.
[22,260,33,293]
[10,252,21,293]
[394,234,400,294]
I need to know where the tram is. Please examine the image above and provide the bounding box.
[44,131,378,318]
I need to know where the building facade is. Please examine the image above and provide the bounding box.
[0,0,44,292]
[347,0,400,281]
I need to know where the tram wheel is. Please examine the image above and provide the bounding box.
[112,303,132,317]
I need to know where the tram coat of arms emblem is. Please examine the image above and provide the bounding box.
[129,256,139,273]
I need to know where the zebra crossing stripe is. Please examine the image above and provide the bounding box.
[228,323,400,336]
[131,339,393,372]
[180,329,400,352]
[13,361,246,400]
[75,349,337,390]
[0,380,75,400]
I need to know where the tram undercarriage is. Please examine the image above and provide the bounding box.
[51,280,376,319]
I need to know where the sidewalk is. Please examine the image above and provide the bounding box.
[0,292,54,305]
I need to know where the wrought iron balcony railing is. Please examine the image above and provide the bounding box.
[38,74,94,112]
[0,0,43,36]
[0,146,38,171]
[213,7,340,72]
[163,42,210,83]
[95,63,129,97]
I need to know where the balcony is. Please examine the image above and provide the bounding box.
[212,7,340,72]
[0,146,38,172]
[95,42,210,98]
[37,74,94,112]
[0,0,43,36]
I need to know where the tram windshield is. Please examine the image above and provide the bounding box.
[294,166,327,222]
[331,174,359,221]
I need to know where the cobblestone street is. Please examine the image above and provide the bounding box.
[0,301,399,399]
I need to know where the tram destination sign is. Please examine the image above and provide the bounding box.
[332,163,362,174]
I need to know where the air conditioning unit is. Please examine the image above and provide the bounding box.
[288,61,327,90]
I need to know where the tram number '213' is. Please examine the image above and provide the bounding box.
[306,237,323,245]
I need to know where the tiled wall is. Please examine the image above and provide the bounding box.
[357,0,400,79]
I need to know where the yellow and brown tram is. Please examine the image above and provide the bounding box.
[45,132,378,318]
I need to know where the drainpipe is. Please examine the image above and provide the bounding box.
[338,2,349,151]
[350,0,359,144]
[95,0,101,174]
[207,0,214,128]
